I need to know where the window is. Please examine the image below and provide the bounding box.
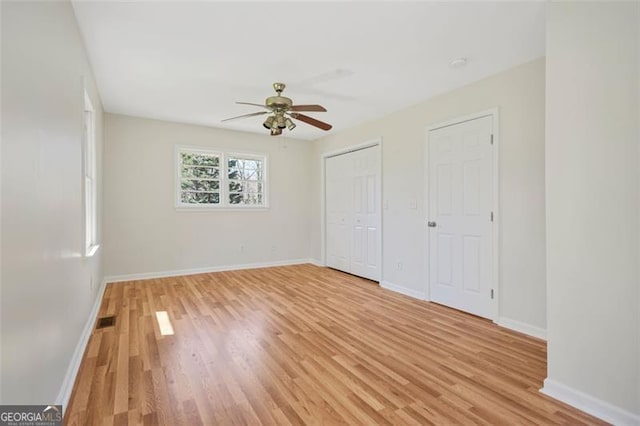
[227,155,265,206]
[176,147,267,208]
[83,91,98,256]
[178,150,221,205]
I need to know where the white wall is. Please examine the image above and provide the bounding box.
[103,114,313,278]
[311,59,547,333]
[1,1,104,404]
[544,2,639,421]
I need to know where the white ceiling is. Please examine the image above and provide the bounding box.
[72,1,545,140]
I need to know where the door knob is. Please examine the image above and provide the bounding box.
[428,221,437,227]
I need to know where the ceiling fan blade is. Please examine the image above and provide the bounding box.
[221,111,268,122]
[289,113,333,131]
[289,104,327,112]
[236,101,270,109]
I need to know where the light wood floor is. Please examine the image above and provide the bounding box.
[66,264,604,425]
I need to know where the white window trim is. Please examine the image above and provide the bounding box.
[83,90,99,257]
[175,145,269,210]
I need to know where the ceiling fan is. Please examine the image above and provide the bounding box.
[222,82,332,136]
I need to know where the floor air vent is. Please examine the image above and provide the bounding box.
[96,315,116,329]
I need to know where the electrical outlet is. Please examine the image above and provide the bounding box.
[271,245,277,252]
[240,244,244,252]
[396,262,403,271]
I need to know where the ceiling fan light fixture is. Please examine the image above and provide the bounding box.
[223,82,332,134]
[285,117,296,130]
[263,115,275,129]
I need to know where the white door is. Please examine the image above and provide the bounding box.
[326,153,351,273]
[428,116,494,319]
[326,145,381,281]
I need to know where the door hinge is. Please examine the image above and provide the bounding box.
[490,211,494,222]
[491,289,494,299]
[490,134,494,145]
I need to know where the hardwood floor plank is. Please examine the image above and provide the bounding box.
[65,264,607,425]
[114,333,129,415]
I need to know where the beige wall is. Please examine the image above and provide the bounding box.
[311,58,547,333]
[103,114,313,278]
[544,2,639,420]
[1,1,104,404]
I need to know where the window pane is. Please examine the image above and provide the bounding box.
[246,182,262,193]
[181,179,219,191]
[228,193,243,205]
[228,181,243,193]
[227,157,263,180]
[243,193,263,205]
[83,92,97,252]
[181,191,220,204]
[228,192,264,205]
[228,181,263,194]
[85,178,92,248]
[181,166,219,179]
[228,167,262,180]
[181,152,219,167]
[228,158,259,169]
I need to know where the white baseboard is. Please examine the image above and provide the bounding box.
[496,317,547,340]
[380,280,427,300]
[56,278,107,412]
[541,378,640,425]
[308,259,325,267]
[104,258,314,283]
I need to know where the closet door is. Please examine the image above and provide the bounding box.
[325,153,351,273]
[325,145,381,281]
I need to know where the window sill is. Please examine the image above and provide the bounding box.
[175,207,269,212]
[85,244,100,258]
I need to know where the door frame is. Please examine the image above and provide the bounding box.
[423,108,499,320]
[320,138,383,282]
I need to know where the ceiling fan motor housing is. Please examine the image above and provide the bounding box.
[265,95,292,111]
